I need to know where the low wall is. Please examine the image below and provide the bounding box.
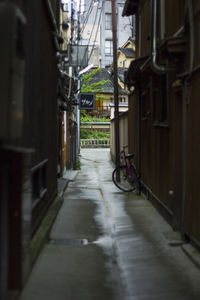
[110,111,128,161]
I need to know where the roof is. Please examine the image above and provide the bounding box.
[121,37,136,49]
[88,68,127,95]
[118,68,128,83]
[122,0,140,17]
[88,68,114,94]
[118,47,135,58]
[128,37,135,43]
[125,55,151,89]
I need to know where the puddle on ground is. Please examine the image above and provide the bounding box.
[49,238,89,246]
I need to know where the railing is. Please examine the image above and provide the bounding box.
[88,106,110,117]
[80,139,110,148]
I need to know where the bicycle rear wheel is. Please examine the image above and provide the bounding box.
[112,165,135,192]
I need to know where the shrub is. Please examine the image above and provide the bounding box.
[80,129,110,139]
[80,112,110,123]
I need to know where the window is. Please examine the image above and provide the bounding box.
[105,13,112,30]
[80,39,89,46]
[152,75,169,126]
[31,159,48,206]
[105,40,113,56]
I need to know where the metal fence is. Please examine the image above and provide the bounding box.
[80,139,110,148]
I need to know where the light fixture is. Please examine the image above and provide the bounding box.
[62,21,69,30]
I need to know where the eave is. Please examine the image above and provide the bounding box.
[122,0,140,17]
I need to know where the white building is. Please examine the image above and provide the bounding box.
[81,0,134,68]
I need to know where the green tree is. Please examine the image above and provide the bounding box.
[80,68,111,131]
[81,68,111,100]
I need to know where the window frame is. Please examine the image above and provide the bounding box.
[31,159,48,208]
[105,39,113,56]
[105,13,112,30]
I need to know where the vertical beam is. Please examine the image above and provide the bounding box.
[0,154,8,299]
[77,0,81,157]
[77,73,81,156]
[111,0,120,167]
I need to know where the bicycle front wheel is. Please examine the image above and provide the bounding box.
[112,165,135,192]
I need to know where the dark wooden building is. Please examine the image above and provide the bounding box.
[123,0,200,249]
[0,0,61,298]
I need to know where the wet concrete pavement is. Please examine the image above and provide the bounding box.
[20,149,200,300]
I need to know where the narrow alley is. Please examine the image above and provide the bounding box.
[2,1,200,300]
[20,149,200,300]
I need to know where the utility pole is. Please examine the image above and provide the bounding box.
[111,0,120,168]
[77,0,81,156]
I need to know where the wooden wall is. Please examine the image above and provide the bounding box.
[128,0,200,247]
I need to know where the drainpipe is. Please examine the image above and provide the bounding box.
[151,0,168,73]
[187,0,194,75]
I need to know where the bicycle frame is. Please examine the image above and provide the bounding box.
[112,146,141,193]
[119,146,140,191]
[119,148,134,181]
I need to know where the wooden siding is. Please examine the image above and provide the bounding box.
[140,0,151,56]
[164,0,185,37]
[22,1,58,234]
[185,70,200,243]
[127,0,200,246]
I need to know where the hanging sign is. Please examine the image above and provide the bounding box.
[79,93,95,110]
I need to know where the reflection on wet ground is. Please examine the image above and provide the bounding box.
[20,149,200,300]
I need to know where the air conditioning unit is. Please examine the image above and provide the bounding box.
[0,4,26,139]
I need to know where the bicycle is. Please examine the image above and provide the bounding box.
[112,146,141,193]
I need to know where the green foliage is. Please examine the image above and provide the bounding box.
[75,157,81,170]
[80,129,110,139]
[80,68,111,133]
[81,68,111,94]
[80,112,110,123]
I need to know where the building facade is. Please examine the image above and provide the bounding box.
[82,0,134,68]
[123,0,200,249]
[0,0,61,298]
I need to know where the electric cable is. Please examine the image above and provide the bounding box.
[70,0,74,42]
[79,0,101,67]
[80,0,94,35]
[88,0,105,62]
[87,1,99,46]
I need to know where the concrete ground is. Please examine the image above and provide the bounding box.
[20,149,200,300]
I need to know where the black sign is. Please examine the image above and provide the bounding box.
[79,93,95,110]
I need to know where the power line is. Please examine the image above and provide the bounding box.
[86,1,99,46]
[80,0,94,35]
[79,0,101,67]
[70,0,75,42]
[88,0,105,62]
